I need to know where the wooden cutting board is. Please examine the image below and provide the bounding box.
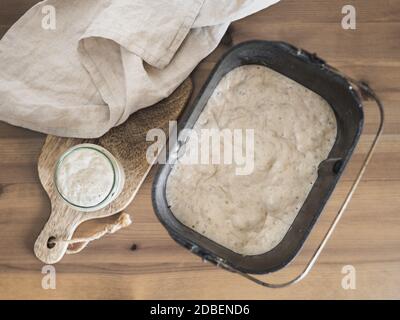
[34,79,193,264]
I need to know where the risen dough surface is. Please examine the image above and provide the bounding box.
[166,65,337,255]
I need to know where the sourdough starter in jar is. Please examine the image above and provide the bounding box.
[55,144,124,211]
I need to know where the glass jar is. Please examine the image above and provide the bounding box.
[54,143,125,212]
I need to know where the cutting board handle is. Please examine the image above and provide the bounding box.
[34,205,83,264]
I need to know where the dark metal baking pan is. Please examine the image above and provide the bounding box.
[152,40,365,275]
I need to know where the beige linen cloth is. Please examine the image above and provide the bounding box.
[0,0,279,138]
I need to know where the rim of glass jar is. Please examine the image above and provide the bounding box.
[54,144,119,211]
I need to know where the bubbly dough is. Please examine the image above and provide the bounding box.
[56,148,115,207]
[166,65,337,255]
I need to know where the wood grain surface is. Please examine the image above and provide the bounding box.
[0,0,399,299]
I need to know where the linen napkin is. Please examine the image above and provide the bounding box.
[0,0,279,138]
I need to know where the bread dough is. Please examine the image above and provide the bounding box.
[166,65,337,255]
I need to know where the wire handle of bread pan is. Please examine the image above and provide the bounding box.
[217,76,385,289]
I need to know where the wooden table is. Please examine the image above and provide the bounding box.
[0,0,399,299]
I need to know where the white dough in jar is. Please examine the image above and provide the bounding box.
[56,148,115,208]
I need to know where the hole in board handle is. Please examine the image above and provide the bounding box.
[47,236,56,249]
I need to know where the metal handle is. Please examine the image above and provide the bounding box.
[218,80,385,288]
